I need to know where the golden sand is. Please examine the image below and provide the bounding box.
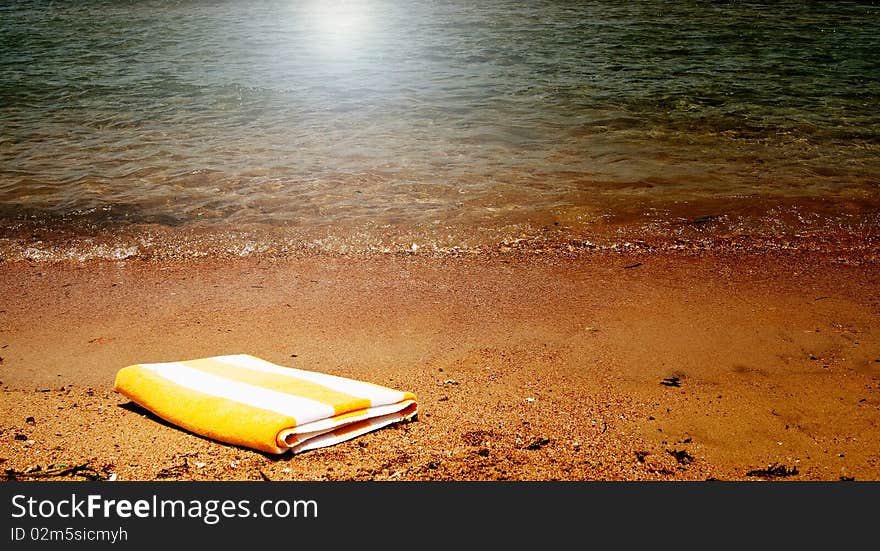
[1,250,878,481]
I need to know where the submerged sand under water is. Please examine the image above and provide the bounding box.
[2,192,879,262]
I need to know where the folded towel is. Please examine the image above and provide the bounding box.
[114,354,417,454]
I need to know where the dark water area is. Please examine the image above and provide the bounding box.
[1,0,878,260]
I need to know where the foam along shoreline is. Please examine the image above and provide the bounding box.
[1,249,879,481]
[2,213,879,264]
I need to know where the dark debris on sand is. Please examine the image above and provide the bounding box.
[666,449,694,465]
[3,462,106,481]
[746,463,799,478]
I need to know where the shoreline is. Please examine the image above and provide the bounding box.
[1,249,879,481]
[2,190,879,263]
[3,222,879,265]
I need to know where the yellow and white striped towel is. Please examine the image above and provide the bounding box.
[114,354,417,454]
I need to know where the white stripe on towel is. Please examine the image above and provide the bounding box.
[212,354,407,405]
[140,361,334,423]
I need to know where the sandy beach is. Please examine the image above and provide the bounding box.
[1,248,878,482]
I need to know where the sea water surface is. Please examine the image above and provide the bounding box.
[1,0,879,259]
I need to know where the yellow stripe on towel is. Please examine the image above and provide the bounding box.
[114,354,418,454]
[181,357,373,415]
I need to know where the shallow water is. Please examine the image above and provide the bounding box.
[1,0,879,259]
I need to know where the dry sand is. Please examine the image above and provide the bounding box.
[1,249,879,481]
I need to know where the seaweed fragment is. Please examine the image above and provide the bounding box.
[155,457,190,479]
[523,437,551,450]
[2,462,105,481]
[666,449,694,465]
[746,463,799,478]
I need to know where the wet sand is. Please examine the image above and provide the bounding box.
[1,249,879,481]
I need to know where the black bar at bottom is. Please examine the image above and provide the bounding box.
[1,481,875,548]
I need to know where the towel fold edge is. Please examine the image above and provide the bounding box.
[288,402,418,454]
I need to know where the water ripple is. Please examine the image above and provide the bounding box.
[1,0,878,255]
